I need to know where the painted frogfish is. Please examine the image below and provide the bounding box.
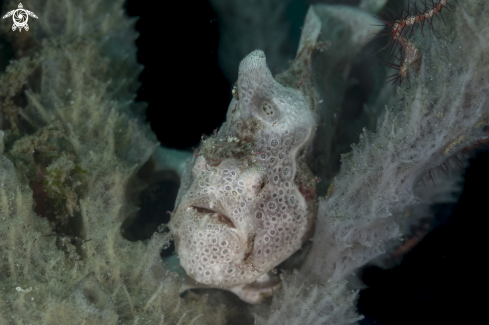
[170,50,318,304]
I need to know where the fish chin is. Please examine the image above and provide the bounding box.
[171,204,255,287]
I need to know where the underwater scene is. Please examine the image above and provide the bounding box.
[0,0,487,324]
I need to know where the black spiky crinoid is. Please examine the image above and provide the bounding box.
[373,0,458,85]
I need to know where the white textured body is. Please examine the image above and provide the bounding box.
[170,50,317,302]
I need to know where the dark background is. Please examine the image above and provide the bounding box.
[125,1,487,324]
[125,0,230,150]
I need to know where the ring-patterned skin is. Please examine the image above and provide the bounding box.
[170,50,317,303]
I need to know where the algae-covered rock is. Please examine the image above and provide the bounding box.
[0,0,225,324]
